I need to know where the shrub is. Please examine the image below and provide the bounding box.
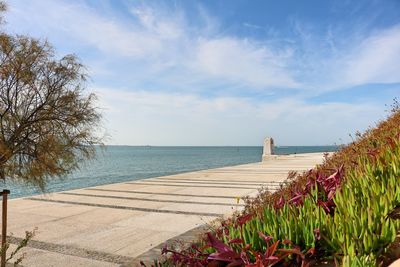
[326,137,400,262]
[0,228,36,266]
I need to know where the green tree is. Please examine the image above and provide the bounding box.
[0,3,102,189]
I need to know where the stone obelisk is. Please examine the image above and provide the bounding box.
[262,137,274,161]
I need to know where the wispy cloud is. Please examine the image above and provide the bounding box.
[96,87,384,145]
[7,0,184,59]
[191,37,297,88]
[340,25,400,86]
[266,21,400,96]
[243,22,264,30]
[7,0,400,92]
[6,0,299,91]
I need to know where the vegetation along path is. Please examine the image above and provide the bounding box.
[5,153,325,267]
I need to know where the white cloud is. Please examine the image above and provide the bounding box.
[6,0,183,59]
[96,88,385,146]
[341,25,400,85]
[130,6,184,39]
[7,0,400,92]
[292,23,400,92]
[6,0,299,90]
[191,37,298,88]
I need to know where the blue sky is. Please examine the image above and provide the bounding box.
[5,0,400,145]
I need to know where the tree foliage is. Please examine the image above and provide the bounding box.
[0,3,102,189]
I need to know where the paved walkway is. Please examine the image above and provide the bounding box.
[6,153,325,266]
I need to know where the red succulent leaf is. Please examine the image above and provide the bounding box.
[317,199,336,215]
[327,189,335,200]
[208,260,223,267]
[244,255,264,267]
[274,196,285,209]
[240,251,251,265]
[290,193,304,205]
[207,232,234,253]
[228,238,243,244]
[386,137,396,149]
[265,240,280,257]
[306,247,316,256]
[224,227,230,235]
[226,259,246,267]
[207,233,241,263]
[208,251,241,262]
[367,148,380,161]
[326,166,344,182]
[215,228,223,238]
[317,200,331,214]
[278,248,305,260]
[237,213,253,226]
[258,232,273,244]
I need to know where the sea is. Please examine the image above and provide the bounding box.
[2,146,338,199]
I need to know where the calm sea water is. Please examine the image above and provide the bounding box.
[3,146,337,199]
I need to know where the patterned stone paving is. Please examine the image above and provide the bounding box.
[7,236,134,265]
[6,153,325,266]
[85,188,246,198]
[25,197,224,217]
[60,192,245,207]
[124,181,260,189]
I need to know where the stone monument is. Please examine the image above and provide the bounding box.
[262,137,274,161]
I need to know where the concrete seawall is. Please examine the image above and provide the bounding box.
[6,152,325,266]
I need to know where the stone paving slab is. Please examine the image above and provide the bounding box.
[5,152,325,266]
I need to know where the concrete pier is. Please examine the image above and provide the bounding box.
[6,152,325,267]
